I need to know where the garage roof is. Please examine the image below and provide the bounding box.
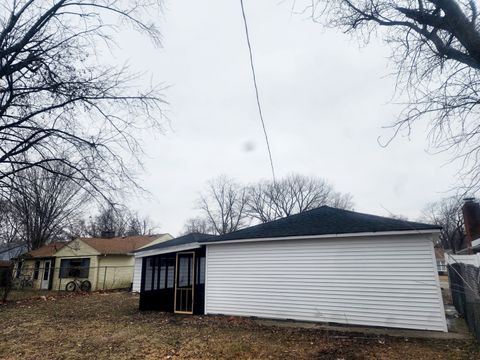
[136,206,440,257]
[205,206,440,243]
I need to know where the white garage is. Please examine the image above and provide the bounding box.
[137,206,447,332]
[205,233,446,331]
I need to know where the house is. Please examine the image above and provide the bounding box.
[16,242,66,289]
[135,206,447,332]
[458,198,480,254]
[19,234,172,291]
[1,243,28,284]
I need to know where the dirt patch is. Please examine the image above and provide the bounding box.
[0,292,478,359]
[4,289,62,303]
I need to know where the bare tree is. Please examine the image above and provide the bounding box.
[0,0,164,200]
[198,176,250,235]
[421,196,466,252]
[126,213,158,236]
[181,216,215,235]
[61,217,89,240]
[84,205,128,238]
[246,181,280,223]
[6,162,88,250]
[82,206,157,237]
[387,213,409,221]
[247,174,354,223]
[329,191,355,211]
[299,0,480,191]
[0,199,21,244]
[187,174,354,232]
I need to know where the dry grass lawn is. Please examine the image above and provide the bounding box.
[0,291,478,359]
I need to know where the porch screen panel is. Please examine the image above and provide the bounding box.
[159,258,166,289]
[144,258,153,291]
[167,258,175,288]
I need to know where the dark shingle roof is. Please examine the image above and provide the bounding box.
[203,206,440,243]
[136,233,217,253]
[135,207,440,254]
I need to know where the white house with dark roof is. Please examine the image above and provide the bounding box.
[134,206,447,332]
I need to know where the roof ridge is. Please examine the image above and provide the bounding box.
[210,205,332,238]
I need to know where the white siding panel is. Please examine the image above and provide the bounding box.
[446,253,480,266]
[132,257,142,292]
[205,235,447,331]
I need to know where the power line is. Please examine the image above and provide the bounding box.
[239,0,276,182]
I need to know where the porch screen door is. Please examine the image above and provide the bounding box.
[174,252,195,314]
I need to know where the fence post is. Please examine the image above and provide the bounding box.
[103,266,107,290]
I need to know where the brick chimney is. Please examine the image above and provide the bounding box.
[100,230,116,238]
[462,198,480,254]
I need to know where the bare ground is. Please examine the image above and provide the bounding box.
[0,291,478,360]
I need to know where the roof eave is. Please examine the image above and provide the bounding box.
[202,229,441,246]
[133,242,201,258]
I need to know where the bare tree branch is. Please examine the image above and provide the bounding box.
[0,0,165,203]
[420,196,466,252]
[247,174,354,223]
[298,0,480,193]
[196,176,250,235]
[2,161,89,250]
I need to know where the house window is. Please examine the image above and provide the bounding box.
[59,258,90,278]
[15,261,22,278]
[33,260,41,280]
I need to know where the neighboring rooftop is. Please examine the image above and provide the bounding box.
[26,242,66,258]
[81,235,165,255]
[204,206,441,243]
[136,233,217,253]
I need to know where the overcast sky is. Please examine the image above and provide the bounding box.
[110,0,459,236]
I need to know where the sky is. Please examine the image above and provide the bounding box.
[110,0,459,235]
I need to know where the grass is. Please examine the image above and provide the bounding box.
[0,291,479,359]
[5,289,58,302]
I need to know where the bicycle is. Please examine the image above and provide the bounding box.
[65,278,92,292]
[14,274,33,289]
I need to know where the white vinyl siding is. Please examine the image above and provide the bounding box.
[132,257,142,292]
[205,235,447,332]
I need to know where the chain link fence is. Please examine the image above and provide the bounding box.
[0,263,13,302]
[7,264,135,293]
[448,261,480,340]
